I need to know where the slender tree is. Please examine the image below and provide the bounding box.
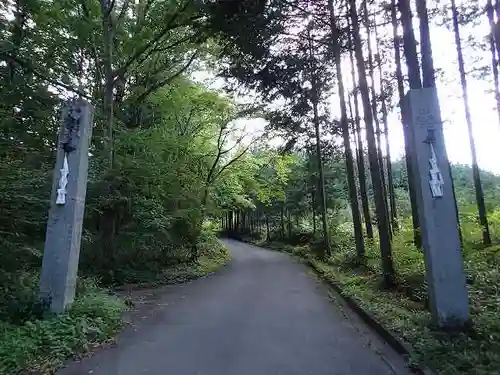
[328,0,365,259]
[389,0,420,247]
[362,0,391,237]
[399,0,422,88]
[349,0,394,286]
[308,28,332,256]
[373,13,398,231]
[100,0,115,166]
[347,18,374,240]
[494,0,500,66]
[451,0,491,245]
[280,205,285,239]
[486,0,500,124]
[415,0,434,88]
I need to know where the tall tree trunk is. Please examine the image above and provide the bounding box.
[312,103,331,256]
[100,0,115,167]
[487,0,500,124]
[349,0,394,286]
[308,33,331,257]
[415,0,435,87]
[415,0,464,245]
[287,210,292,239]
[98,0,117,269]
[391,0,421,247]
[308,154,318,236]
[399,0,422,88]
[347,94,364,222]
[348,24,374,239]
[348,97,360,154]
[266,214,270,241]
[280,205,285,240]
[8,0,27,81]
[374,19,398,231]
[493,0,500,67]
[451,0,491,246]
[329,0,365,259]
[362,1,391,237]
[311,186,317,235]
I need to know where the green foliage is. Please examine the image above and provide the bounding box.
[0,74,244,288]
[253,210,500,375]
[1,9,240,365]
[319,224,500,375]
[0,286,126,375]
[231,151,500,375]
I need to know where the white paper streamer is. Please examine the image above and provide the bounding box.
[56,154,69,205]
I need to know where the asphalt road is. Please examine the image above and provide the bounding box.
[59,239,412,375]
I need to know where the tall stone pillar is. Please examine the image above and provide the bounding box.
[402,87,469,327]
[40,99,93,313]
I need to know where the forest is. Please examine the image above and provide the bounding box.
[1,0,500,374]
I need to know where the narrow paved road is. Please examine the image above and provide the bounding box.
[60,240,411,375]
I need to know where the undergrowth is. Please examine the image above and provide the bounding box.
[244,217,500,375]
[0,279,126,375]
[115,236,231,289]
[0,227,229,374]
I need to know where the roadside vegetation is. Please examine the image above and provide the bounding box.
[1,1,240,371]
[3,0,500,374]
[223,155,500,375]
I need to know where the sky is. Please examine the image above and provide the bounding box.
[193,0,500,175]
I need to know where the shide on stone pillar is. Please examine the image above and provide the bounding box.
[402,87,469,328]
[40,99,93,313]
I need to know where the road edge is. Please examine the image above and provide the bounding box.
[237,237,436,375]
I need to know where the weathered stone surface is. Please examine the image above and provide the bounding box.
[40,99,93,313]
[402,87,469,327]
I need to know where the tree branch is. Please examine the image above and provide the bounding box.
[105,0,116,15]
[1,52,92,100]
[132,50,199,104]
[213,145,252,181]
[117,0,132,23]
[220,133,247,155]
[116,1,198,77]
[130,32,198,74]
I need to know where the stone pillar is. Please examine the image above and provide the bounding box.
[40,99,93,313]
[402,87,469,327]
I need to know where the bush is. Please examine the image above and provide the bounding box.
[321,221,500,375]
[0,287,126,375]
[0,272,49,325]
[254,215,500,375]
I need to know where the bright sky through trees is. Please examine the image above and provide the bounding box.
[194,0,500,174]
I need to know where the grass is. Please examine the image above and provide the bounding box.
[152,238,231,284]
[115,238,231,289]
[248,222,500,375]
[0,285,126,375]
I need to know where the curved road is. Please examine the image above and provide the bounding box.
[60,239,411,375]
